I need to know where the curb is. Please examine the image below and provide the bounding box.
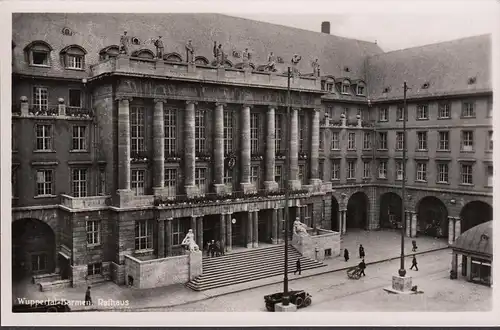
[77,246,449,312]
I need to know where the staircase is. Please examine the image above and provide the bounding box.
[186,244,326,291]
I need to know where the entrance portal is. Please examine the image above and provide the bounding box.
[379,192,403,229]
[460,201,493,233]
[346,192,369,230]
[416,196,448,238]
[331,197,339,231]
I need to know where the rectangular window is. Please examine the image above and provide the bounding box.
[68,89,82,108]
[223,110,233,154]
[417,132,428,151]
[250,113,259,154]
[331,132,340,150]
[437,163,449,183]
[135,220,153,251]
[36,124,53,150]
[438,131,449,151]
[72,168,88,197]
[87,262,102,276]
[250,166,259,186]
[72,125,87,151]
[396,161,403,181]
[378,107,388,121]
[172,219,187,246]
[164,108,177,156]
[31,253,47,272]
[298,165,305,184]
[131,169,145,196]
[36,169,53,196]
[416,162,427,182]
[32,51,49,66]
[164,168,177,197]
[195,167,206,193]
[223,168,233,186]
[67,54,83,69]
[488,131,493,151]
[33,87,48,111]
[331,160,340,180]
[378,132,387,150]
[461,164,473,185]
[319,131,324,150]
[487,165,493,187]
[461,131,474,151]
[462,102,475,117]
[396,105,405,121]
[363,161,371,179]
[347,160,356,179]
[438,103,451,119]
[195,109,206,154]
[378,161,387,179]
[342,84,349,94]
[298,114,305,152]
[275,166,282,187]
[319,160,324,180]
[86,220,100,245]
[396,132,404,150]
[275,114,282,153]
[130,106,145,153]
[417,104,429,120]
[363,132,372,150]
[357,85,365,95]
[98,167,106,195]
[348,132,356,150]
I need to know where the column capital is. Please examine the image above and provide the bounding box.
[292,107,301,112]
[167,217,174,221]
[313,108,321,112]
[268,105,276,111]
[215,102,226,108]
[186,100,198,106]
[154,98,167,104]
[116,96,133,102]
[242,104,253,109]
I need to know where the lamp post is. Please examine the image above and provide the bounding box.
[398,81,409,277]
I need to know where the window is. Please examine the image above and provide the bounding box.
[417,104,428,120]
[357,85,365,95]
[487,99,492,118]
[66,54,83,69]
[298,165,305,184]
[36,169,53,196]
[98,167,106,195]
[33,86,48,111]
[35,124,52,150]
[462,102,475,118]
[438,103,451,119]
[378,132,387,150]
[131,169,145,196]
[250,113,259,154]
[363,132,372,150]
[396,161,403,181]
[438,131,449,151]
[172,219,187,246]
[61,45,86,69]
[72,168,88,197]
[28,42,51,66]
[223,110,233,154]
[461,131,474,151]
[378,161,387,179]
[331,160,340,180]
[31,254,47,272]
[195,168,206,193]
[130,106,145,153]
[72,125,87,151]
[319,160,324,180]
[164,168,177,197]
[195,109,206,154]
[379,107,388,121]
[298,114,305,152]
[86,220,100,245]
[347,132,356,150]
[461,164,473,185]
[437,163,449,183]
[68,89,82,108]
[487,165,493,187]
[87,263,102,276]
[331,132,340,150]
[488,131,493,151]
[363,161,371,179]
[416,162,427,182]
[396,132,404,150]
[396,105,405,121]
[135,220,153,250]
[303,204,313,227]
[342,84,350,94]
[417,132,428,151]
[223,168,233,186]
[250,166,259,186]
[164,108,177,156]
[275,166,282,187]
[347,160,356,179]
[275,114,282,153]
[319,131,324,150]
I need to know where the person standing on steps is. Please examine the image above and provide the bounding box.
[344,248,349,262]
[410,255,419,271]
[294,258,302,275]
[359,244,365,259]
[85,286,92,306]
[210,240,216,258]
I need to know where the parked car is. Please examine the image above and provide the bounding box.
[264,290,312,312]
[12,302,71,313]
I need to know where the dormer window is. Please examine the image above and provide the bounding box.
[327,83,334,92]
[468,77,477,85]
[357,85,365,96]
[99,45,120,61]
[25,41,52,67]
[341,80,350,94]
[422,82,430,89]
[60,45,87,70]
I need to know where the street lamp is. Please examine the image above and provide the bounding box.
[399,81,409,277]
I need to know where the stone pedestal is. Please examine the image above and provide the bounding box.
[113,189,134,208]
[71,265,88,287]
[264,180,279,192]
[288,179,302,191]
[152,186,170,197]
[213,183,228,196]
[185,185,200,198]
[187,63,196,73]
[275,303,297,312]
[188,251,203,280]
[384,275,414,294]
[240,182,257,194]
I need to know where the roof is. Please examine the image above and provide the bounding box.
[452,221,492,257]
[366,34,492,100]
[12,13,383,79]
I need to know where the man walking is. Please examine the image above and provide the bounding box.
[344,248,349,262]
[358,259,366,276]
[294,258,302,275]
[410,255,419,271]
[84,286,92,306]
[359,244,365,259]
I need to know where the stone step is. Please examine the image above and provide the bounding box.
[202,252,304,272]
[202,244,284,262]
[202,247,299,268]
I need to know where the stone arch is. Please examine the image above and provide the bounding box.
[416,196,448,238]
[23,40,53,53]
[164,52,183,62]
[331,196,339,231]
[60,44,87,55]
[99,45,120,60]
[460,201,492,233]
[224,60,233,68]
[131,48,155,59]
[194,56,209,65]
[379,192,403,229]
[346,191,369,230]
[12,218,56,280]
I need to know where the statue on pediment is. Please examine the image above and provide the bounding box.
[153,36,164,59]
[186,39,195,64]
[181,229,200,252]
[120,31,130,55]
[291,54,302,76]
[312,58,320,77]
[264,52,277,72]
[242,48,251,68]
[293,218,310,236]
[213,42,225,67]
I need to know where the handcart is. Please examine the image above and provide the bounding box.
[347,266,362,280]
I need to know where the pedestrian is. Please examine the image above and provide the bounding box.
[358,259,366,276]
[294,258,302,275]
[215,240,221,257]
[359,244,365,259]
[206,241,211,257]
[344,248,349,262]
[85,286,92,306]
[412,240,418,252]
[210,240,216,258]
[410,255,419,271]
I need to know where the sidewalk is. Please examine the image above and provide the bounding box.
[19,230,449,312]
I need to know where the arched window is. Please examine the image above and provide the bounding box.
[131,49,155,59]
[99,45,120,61]
[341,79,351,94]
[164,53,182,62]
[60,45,87,70]
[194,56,209,65]
[24,41,53,66]
[356,81,366,96]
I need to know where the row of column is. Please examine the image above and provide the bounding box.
[447,216,461,245]
[338,209,347,235]
[116,97,321,195]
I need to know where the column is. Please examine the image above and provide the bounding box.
[271,208,278,244]
[411,212,417,237]
[246,212,253,248]
[264,106,278,192]
[466,255,472,281]
[196,216,204,249]
[166,218,173,257]
[405,211,411,237]
[213,103,225,194]
[220,213,226,252]
[451,252,458,279]
[454,217,461,241]
[226,213,233,252]
[117,97,132,191]
[309,108,320,184]
[342,210,347,235]
[253,211,259,248]
[153,99,165,194]
[184,101,198,197]
[338,209,343,233]
[448,216,456,245]
[190,216,197,244]
[289,108,300,189]
[240,105,252,193]
[157,219,165,258]
[277,208,283,243]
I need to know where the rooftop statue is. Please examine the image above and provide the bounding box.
[119,31,130,55]
[186,39,195,64]
[312,58,320,77]
[291,54,302,75]
[213,42,225,67]
[181,229,200,252]
[265,52,277,72]
[153,36,164,59]
[242,48,251,68]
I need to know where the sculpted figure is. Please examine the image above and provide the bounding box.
[186,39,195,64]
[154,36,164,59]
[242,48,250,67]
[120,31,130,54]
[293,218,309,236]
[312,58,320,77]
[181,229,200,252]
[267,51,276,71]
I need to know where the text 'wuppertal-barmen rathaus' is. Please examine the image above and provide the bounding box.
[11,13,492,290]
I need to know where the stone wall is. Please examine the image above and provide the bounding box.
[292,229,340,260]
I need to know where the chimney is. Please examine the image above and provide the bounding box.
[321,21,330,34]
